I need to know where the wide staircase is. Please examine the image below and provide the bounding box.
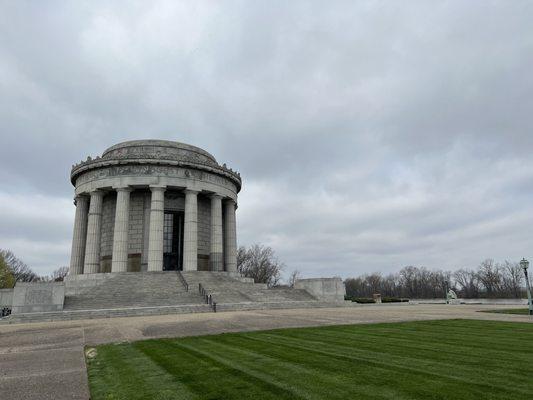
[63,271,203,310]
[1,271,345,324]
[182,271,340,312]
[2,272,210,324]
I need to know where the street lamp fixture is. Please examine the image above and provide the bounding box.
[520,258,533,316]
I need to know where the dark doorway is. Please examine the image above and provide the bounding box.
[163,211,184,271]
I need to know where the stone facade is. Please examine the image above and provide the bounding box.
[0,289,13,308]
[294,278,346,302]
[11,282,65,314]
[68,140,241,275]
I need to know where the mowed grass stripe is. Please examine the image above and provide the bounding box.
[136,338,307,400]
[195,337,401,400]
[86,320,533,400]
[199,334,458,400]
[87,344,197,400]
[308,320,533,351]
[243,332,518,398]
[274,324,533,371]
[279,322,533,369]
[258,322,533,392]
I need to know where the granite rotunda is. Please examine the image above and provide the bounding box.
[69,140,240,274]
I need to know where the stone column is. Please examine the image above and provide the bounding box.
[141,192,151,271]
[83,191,104,274]
[147,186,166,272]
[111,187,132,273]
[69,195,89,275]
[224,199,237,273]
[210,194,223,271]
[183,189,198,271]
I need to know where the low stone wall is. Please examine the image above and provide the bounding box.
[294,277,346,302]
[12,282,65,314]
[0,288,13,308]
[411,298,528,305]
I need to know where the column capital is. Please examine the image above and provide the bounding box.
[149,185,166,192]
[73,194,89,206]
[113,186,133,192]
[184,189,200,195]
[89,190,105,198]
[209,193,223,200]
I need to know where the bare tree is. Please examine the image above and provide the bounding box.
[50,266,69,282]
[237,244,283,287]
[381,274,399,297]
[364,273,382,295]
[345,260,526,300]
[453,268,479,298]
[0,249,38,282]
[501,261,523,298]
[345,277,365,297]
[237,246,250,269]
[399,266,418,298]
[287,270,302,288]
[430,269,451,298]
[477,259,502,298]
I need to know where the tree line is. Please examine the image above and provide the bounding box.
[0,249,68,289]
[2,245,529,299]
[345,259,527,299]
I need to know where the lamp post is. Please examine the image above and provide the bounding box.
[520,258,533,316]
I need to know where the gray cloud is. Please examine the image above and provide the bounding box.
[1,0,533,278]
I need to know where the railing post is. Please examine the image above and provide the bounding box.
[197,282,217,313]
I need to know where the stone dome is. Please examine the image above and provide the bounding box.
[102,140,218,165]
[70,139,241,194]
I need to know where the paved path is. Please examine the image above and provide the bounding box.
[0,304,531,400]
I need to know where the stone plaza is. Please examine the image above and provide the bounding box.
[1,304,531,400]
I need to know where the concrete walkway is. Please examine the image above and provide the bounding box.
[0,304,531,400]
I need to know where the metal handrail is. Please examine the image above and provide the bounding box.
[198,283,217,312]
[176,271,189,291]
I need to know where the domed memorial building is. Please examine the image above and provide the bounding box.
[68,140,240,275]
[0,140,345,323]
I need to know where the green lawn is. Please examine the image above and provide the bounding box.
[481,308,531,315]
[86,320,533,400]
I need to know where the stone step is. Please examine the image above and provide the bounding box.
[216,301,348,312]
[63,271,202,311]
[1,303,213,324]
[181,271,317,304]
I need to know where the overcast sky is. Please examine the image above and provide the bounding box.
[1,1,533,279]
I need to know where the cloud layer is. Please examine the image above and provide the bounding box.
[1,0,533,277]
